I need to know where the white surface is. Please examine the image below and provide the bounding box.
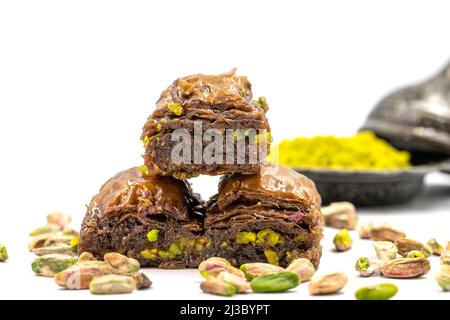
[0,173,449,300]
[0,0,449,300]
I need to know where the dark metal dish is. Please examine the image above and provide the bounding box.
[295,164,441,207]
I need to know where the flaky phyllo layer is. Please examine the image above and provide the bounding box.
[79,166,323,269]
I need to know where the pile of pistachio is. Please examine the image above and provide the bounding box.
[323,201,450,298]
[29,212,151,294]
[198,256,349,297]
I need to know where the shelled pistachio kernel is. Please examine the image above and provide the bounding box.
[308,272,348,295]
[373,241,398,261]
[257,229,280,245]
[199,257,244,279]
[78,252,96,262]
[31,254,76,277]
[286,258,315,282]
[250,272,300,293]
[356,257,383,277]
[333,229,353,252]
[33,244,74,256]
[427,239,444,256]
[380,258,431,278]
[407,250,425,259]
[140,248,158,260]
[355,283,398,300]
[264,249,279,266]
[436,265,450,291]
[147,229,159,242]
[394,238,432,257]
[167,103,183,116]
[200,278,237,297]
[29,224,61,236]
[0,244,8,262]
[240,263,285,280]
[89,274,136,295]
[104,252,140,276]
[217,271,250,293]
[236,231,256,244]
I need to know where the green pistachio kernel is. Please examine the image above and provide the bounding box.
[70,236,79,254]
[355,257,370,271]
[147,229,159,242]
[264,249,279,266]
[167,103,183,116]
[158,250,175,259]
[156,123,162,131]
[140,165,149,176]
[333,228,352,252]
[236,232,256,244]
[355,283,398,300]
[140,249,157,260]
[250,272,300,293]
[257,229,280,246]
[0,245,8,262]
[407,250,425,259]
[254,96,269,112]
[295,234,307,242]
[168,243,183,256]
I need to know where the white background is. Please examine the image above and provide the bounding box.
[0,0,449,300]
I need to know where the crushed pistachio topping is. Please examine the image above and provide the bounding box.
[264,249,279,266]
[254,96,269,112]
[236,231,256,244]
[146,229,159,242]
[167,103,183,116]
[257,229,280,246]
[269,131,411,170]
[156,123,162,131]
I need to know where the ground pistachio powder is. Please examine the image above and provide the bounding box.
[269,131,411,170]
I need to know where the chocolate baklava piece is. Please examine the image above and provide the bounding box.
[203,165,323,268]
[78,167,204,269]
[141,69,271,179]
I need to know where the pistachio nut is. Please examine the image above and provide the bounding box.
[380,257,430,278]
[0,244,8,262]
[78,252,96,262]
[441,251,450,265]
[358,221,373,239]
[47,212,72,229]
[199,257,245,279]
[263,249,279,265]
[28,234,54,251]
[321,202,358,230]
[355,283,398,300]
[131,272,152,290]
[407,250,425,259]
[62,228,80,237]
[104,253,140,276]
[240,263,285,280]
[250,272,300,293]
[427,238,444,256]
[373,241,398,261]
[146,229,159,242]
[435,265,450,291]
[217,271,250,293]
[54,262,113,289]
[333,228,353,252]
[89,274,136,294]
[44,235,75,247]
[33,244,74,257]
[200,278,237,297]
[29,224,61,236]
[286,258,315,282]
[308,272,348,295]
[370,226,405,242]
[394,238,432,258]
[355,257,383,277]
[32,254,77,277]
